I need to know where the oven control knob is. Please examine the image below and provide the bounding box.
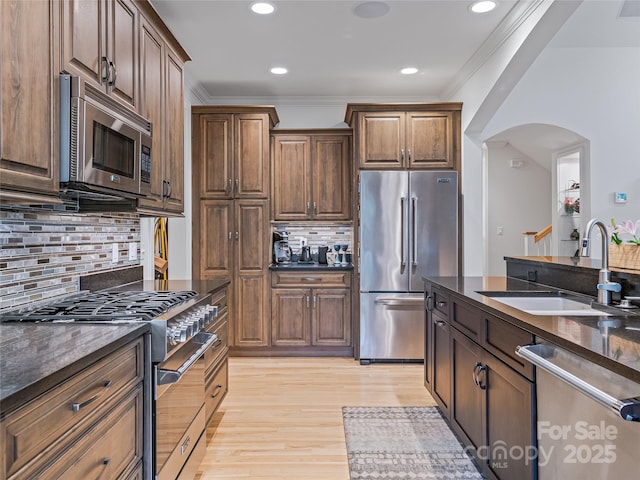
[168,326,186,343]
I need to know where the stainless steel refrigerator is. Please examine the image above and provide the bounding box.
[359,170,458,363]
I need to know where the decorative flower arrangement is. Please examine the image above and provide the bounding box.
[610,219,640,245]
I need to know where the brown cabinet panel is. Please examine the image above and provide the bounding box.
[312,289,351,346]
[1,0,59,200]
[272,135,310,220]
[407,112,453,168]
[199,201,233,278]
[311,135,351,220]
[484,315,534,381]
[357,113,404,168]
[236,114,270,198]
[236,200,268,272]
[163,48,185,213]
[272,131,351,221]
[107,0,138,109]
[197,114,233,198]
[272,289,311,346]
[451,298,483,344]
[235,274,269,347]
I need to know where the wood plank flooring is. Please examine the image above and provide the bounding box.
[196,357,436,479]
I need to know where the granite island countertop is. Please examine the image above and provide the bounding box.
[424,276,640,383]
[0,323,149,415]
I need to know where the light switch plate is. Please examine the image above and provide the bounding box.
[128,242,137,260]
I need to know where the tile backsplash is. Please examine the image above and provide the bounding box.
[0,205,140,310]
[272,223,353,254]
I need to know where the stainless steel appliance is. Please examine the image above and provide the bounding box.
[359,170,458,363]
[517,342,640,478]
[0,289,220,480]
[273,230,292,264]
[59,74,153,200]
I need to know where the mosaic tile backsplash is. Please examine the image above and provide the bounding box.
[0,206,140,311]
[272,224,353,255]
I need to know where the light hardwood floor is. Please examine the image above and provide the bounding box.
[196,357,436,480]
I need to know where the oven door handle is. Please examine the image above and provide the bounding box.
[157,332,217,385]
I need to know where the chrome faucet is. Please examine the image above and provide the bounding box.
[581,218,621,305]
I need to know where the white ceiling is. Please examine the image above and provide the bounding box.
[150,0,639,103]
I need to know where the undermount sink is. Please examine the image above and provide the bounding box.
[477,290,611,316]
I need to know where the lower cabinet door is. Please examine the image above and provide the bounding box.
[271,288,311,346]
[450,328,485,455]
[484,354,535,480]
[431,312,451,416]
[312,288,351,346]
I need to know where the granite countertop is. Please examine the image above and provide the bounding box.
[0,277,230,416]
[269,262,354,271]
[0,323,149,415]
[425,276,640,383]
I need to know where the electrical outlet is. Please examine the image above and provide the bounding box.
[112,243,119,263]
[128,242,137,261]
[497,226,504,236]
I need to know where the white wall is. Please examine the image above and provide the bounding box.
[484,143,551,275]
[481,46,640,260]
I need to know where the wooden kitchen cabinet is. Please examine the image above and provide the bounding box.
[195,199,270,348]
[272,130,352,221]
[1,337,145,480]
[61,0,138,111]
[204,286,230,424]
[425,283,452,416]
[344,103,462,170]
[192,107,279,200]
[271,271,352,352]
[0,0,61,204]
[137,8,190,215]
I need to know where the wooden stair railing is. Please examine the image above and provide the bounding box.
[522,224,552,255]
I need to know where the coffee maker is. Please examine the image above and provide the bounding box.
[273,231,292,264]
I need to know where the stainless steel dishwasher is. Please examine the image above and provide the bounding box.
[517,342,640,479]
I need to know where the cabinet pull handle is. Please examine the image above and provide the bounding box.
[235,178,239,194]
[228,231,232,240]
[313,202,317,214]
[226,178,232,195]
[306,295,310,307]
[71,380,112,412]
[302,277,321,282]
[313,295,317,308]
[235,231,239,240]
[434,320,445,327]
[401,148,405,162]
[307,202,311,214]
[408,149,411,162]
[211,384,223,398]
[478,364,488,390]
[426,295,433,311]
[437,301,447,308]
[95,458,111,480]
[472,362,482,387]
[166,180,172,199]
[211,338,223,350]
[108,60,117,87]
[101,56,111,83]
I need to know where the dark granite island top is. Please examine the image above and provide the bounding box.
[424,276,640,383]
[0,323,149,415]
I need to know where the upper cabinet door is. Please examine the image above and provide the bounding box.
[235,114,270,198]
[357,112,404,168]
[407,112,453,169]
[196,114,234,199]
[61,0,138,111]
[272,135,310,220]
[1,0,59,201]
[311,135,351,220]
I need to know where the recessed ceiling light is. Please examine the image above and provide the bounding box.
[270,67,288,75]
[251,2,275,15]
[470,1,497,13]
[400,67,418,75]
[353,1,390,19]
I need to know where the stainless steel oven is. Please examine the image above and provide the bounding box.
[155,332,216,480]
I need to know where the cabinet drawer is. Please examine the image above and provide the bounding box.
[451,298,482,343]
[484,314,534,380]
[431,285,450,318]
[210,287,228,312]
[205,312,229,372]
[3,338,144,477]
[32,385,143,480]
[205,361,228,423]
[271,271,351,288]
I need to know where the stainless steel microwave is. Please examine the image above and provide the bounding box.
[59,74,152,199]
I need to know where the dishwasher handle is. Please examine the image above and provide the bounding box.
[516,344,640,422]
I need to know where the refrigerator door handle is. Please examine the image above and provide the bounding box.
[411,196,417,267]
[374,296,424,307]
[400,196,407,268]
